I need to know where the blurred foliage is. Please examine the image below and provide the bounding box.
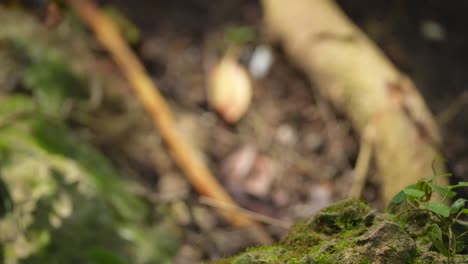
[23,58,87,117]
[103,6,141,45]
[223,26,256,46]
[0,7,179,264]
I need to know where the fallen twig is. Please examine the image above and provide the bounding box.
[437,90,468,126]
[200,196,291,230]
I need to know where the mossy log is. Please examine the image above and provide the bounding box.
[261,0,446,203]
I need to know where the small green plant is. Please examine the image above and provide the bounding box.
[389,162,468,263]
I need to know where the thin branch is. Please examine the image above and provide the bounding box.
[437,90,468,126]
[199,196,291,230]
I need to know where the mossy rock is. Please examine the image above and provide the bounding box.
[215,200,468,264]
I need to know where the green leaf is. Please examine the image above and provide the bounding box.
[424,172,452,182]
[427,224,452,257]
[0,94,35,117]
[22,58,86,117]
[462,208,468,215]
[415,181,432,200]
[450,198,467,214]
[224,26,256,46]
[31,120,146,222]
[86,248,128,264]
[432,172,453,179]
[428,183,456,199]
[423,201,451,217]
[449,182,468,189]
[403,188,426,198]
[390,191,406,205]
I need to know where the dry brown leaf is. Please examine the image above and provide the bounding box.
[208,53,252,123]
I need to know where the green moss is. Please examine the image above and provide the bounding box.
[310,200,373,235]
[360,258,371,264]
[215,200,468,263]
[282,221,324,248]
[220,246,288,264]
[312,253,333,263]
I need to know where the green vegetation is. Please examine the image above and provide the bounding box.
[215,191,468,264]
[389,164,468,263]
[1,5,467,264]
[0,9,179,264]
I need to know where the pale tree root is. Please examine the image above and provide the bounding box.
[262,0,446,203]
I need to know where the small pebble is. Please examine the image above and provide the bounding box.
[171,201,191,226]
[174,244,202,264]
[157,173,190,201]
[275,124,297,146]
[193,206,217,230]
[244,156,276,198]
[304,132,324,152]
[420,20,446,42]
[249,45,274,79]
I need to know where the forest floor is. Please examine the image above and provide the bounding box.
[90,0,467,262]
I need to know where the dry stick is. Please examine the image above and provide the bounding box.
[437,90,468,126]
[67,0,267,235]
[200,196,291,230]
